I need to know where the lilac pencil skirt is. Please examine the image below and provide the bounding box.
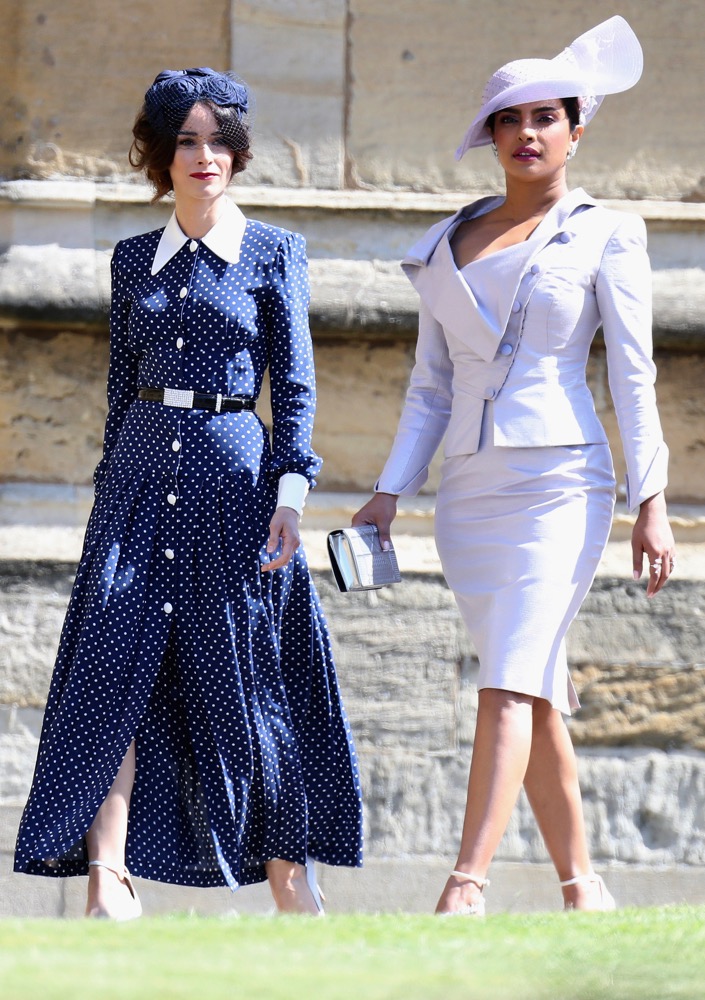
[434,409,615,715]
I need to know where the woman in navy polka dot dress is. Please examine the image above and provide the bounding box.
[14,68,363,919]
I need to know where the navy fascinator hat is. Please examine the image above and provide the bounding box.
[144,67,250,137]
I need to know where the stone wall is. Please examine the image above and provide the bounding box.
[2,550,705,915]
[3,1,705,200]
[2,184,705,500]
[0,0,230,180]
[1,0,705,916]
[3,323,705,502]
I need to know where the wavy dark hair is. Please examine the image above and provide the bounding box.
[129,99,252,201]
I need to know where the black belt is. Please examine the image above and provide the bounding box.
[138,387,256,413]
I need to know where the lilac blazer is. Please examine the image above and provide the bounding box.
[376,187,668,512]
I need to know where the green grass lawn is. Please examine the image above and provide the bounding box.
[1,909,704,1000]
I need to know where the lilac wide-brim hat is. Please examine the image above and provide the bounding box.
[455,15,643,160]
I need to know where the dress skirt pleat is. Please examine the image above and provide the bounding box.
[14,400,363,887]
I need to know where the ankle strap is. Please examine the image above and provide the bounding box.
[559,871,598,888]
[450,870,490,890]
[89,860,125,879]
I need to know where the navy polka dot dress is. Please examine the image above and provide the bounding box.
[14,204,363,889]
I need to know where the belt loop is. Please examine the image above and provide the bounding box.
[215,393,223,414]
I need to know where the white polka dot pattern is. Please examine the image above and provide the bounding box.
[14,219,363,889]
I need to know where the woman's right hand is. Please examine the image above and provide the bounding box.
[351,492,399,550]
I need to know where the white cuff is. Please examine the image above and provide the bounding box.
[276,472,310,516]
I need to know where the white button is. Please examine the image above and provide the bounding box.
[163,603,173,614]
[560,232,571,243]
[167,493,177,505]
[531,263,540,274]
[165,548,175,560]
[179,286,188,298]
[485,388,496,400]
[189,240,198,252]
[172,440,181,452]
[512,301,522,313]
[176,337,184,349]
[500,343,513,356]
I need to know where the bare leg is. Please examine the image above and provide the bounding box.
[85,741,139,918]
[436,688,534,914]
[523,699,610,910]
[265,858,322,915]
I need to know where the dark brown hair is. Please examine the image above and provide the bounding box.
[485,97,582,135]
[129,99,252,201]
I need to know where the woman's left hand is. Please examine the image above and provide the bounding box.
[631,492,676,598]
[261,506,301,573]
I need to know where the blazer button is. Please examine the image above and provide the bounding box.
[531,263,540,274]
[560,232,571,243]
[485,388,497,400]
[511,300,522,313]
[500,343,513,356]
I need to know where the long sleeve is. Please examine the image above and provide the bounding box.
[265,232,323,490]
[93,245,139,493]
[376,300,454,495]
[596,214,669,511]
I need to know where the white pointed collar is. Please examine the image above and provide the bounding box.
[151,197,247,275]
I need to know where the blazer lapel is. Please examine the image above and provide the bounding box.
[400,189,597,363]
[402,197,504,362]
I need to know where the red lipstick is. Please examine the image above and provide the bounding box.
[513,146,539,160]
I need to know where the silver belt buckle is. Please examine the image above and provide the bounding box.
[163,387,195,408]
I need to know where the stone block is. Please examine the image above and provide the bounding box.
[0,0,230,179]
[0,563,74,705]
[231,1,347,188]
[570,662,705,751]
[3,852,705,916]
[358,743,705,867]
[347,1,705,200]
[0,706,43,806]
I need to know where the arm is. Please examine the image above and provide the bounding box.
[596,214,674,594]
[262,232,321,571]
[353,299,453,542]
[376,300,453,494]
[93,246,139,493]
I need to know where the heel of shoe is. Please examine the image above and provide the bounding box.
[305,857,325,915]
[440,870,490,917]
[87,860,142,920]
[560,871,615,911]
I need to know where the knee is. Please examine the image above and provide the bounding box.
[478,688,534,722]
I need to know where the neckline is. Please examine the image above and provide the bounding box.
[447,192,569,271]
[453,232,534,270]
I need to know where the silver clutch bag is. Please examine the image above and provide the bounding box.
[327,525,401,593]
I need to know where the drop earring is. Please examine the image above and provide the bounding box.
[491,142,498,161]
[567,142,578,160]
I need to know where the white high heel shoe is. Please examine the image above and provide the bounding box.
[87,860,142,921]
[305,857,325,916]
[560,871,616,911]
[440,870,491,917]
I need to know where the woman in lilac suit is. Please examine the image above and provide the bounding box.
[354,17,674,914]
